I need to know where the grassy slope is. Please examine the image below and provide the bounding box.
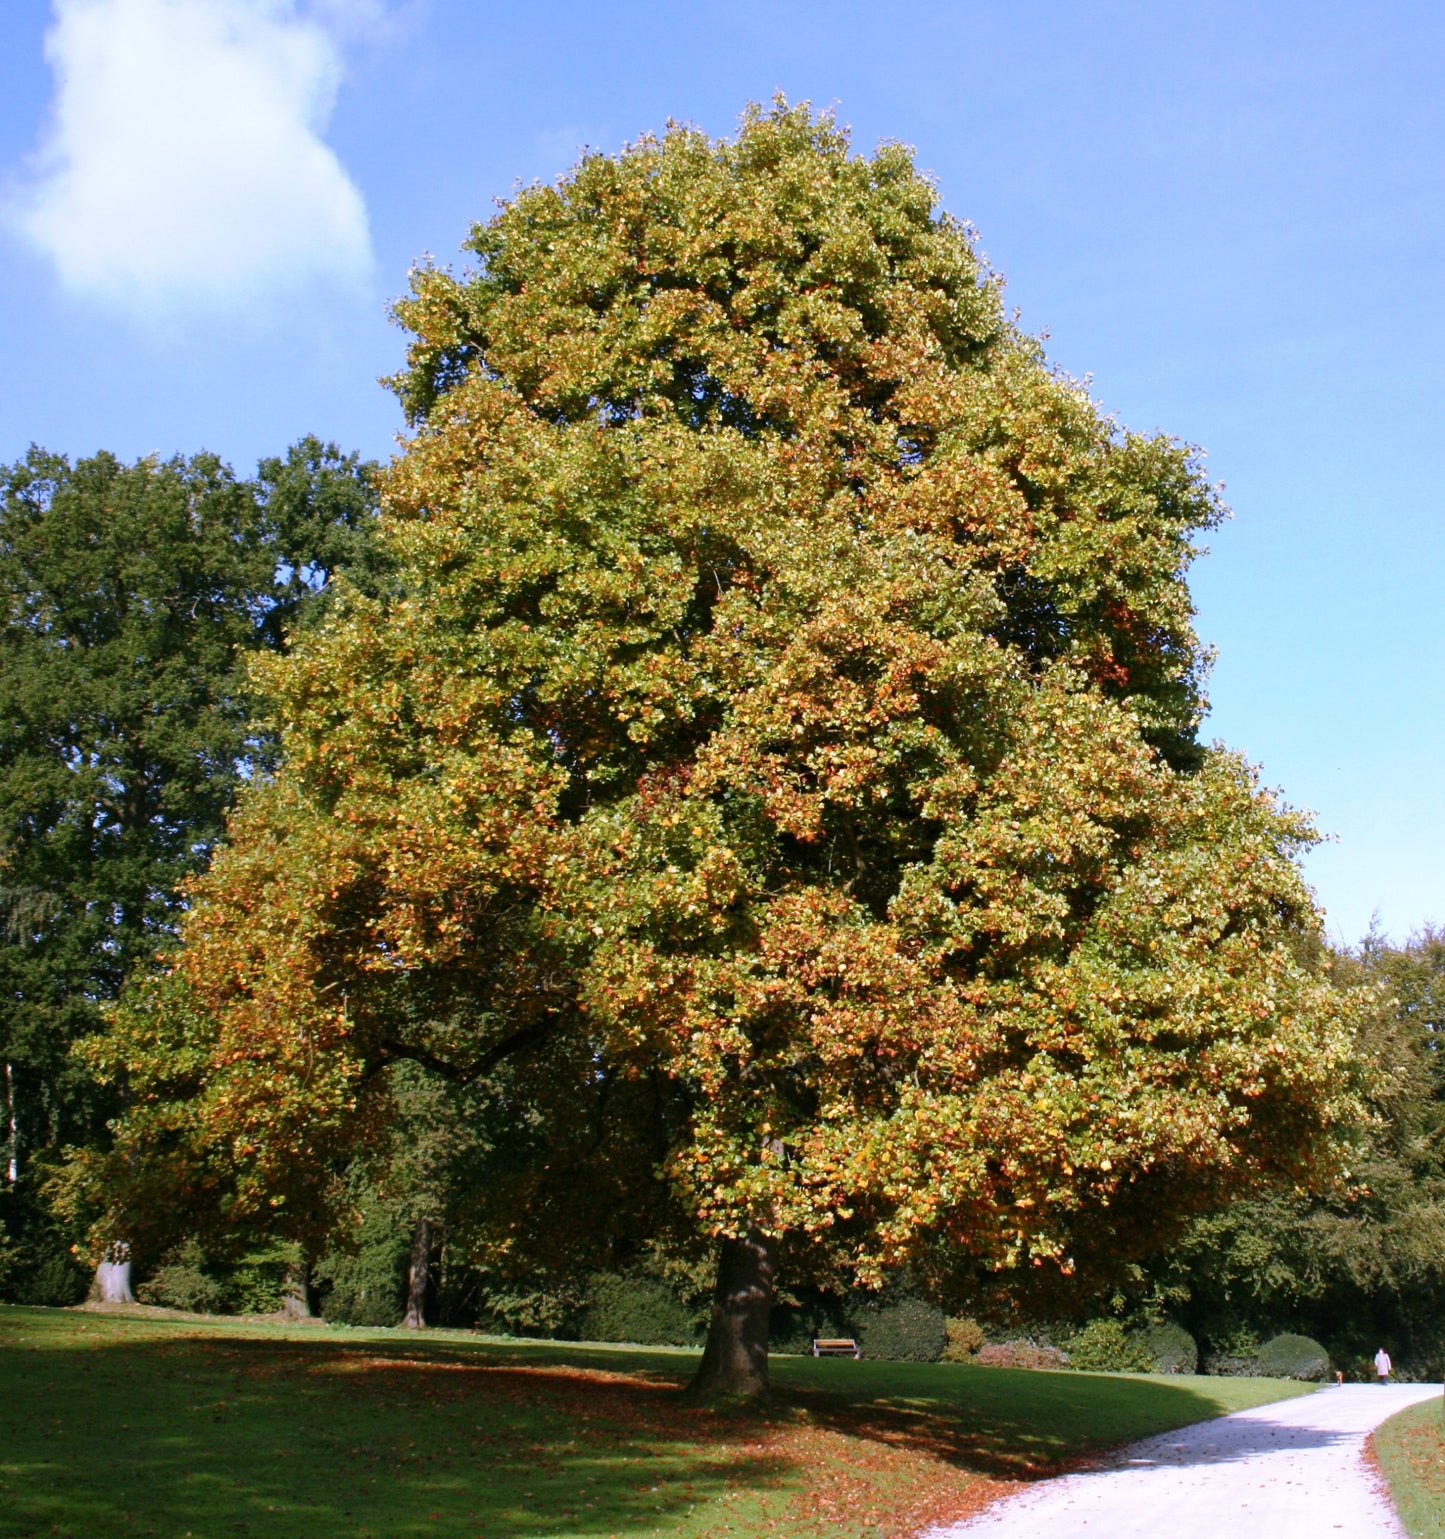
[1373,1397,1445,1538]
[0,1305,1311,1539]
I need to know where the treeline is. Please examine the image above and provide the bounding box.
[2,440,1442,1380]
[1154,928,1445,1377]
[0,439,386,1302]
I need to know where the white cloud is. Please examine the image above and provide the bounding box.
[9,0,374,312]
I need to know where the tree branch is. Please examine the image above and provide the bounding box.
[374,1017,553,1085]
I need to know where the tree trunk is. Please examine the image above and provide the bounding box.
[280,1260,313,1321]
[402,1218,431,1329]
[685,1231,776,1404]
[3,1062,16,1185]
[90,1243,135,1304]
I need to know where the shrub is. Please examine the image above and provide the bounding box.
[138,1239,228,1313]
[474,1274,586,1338]
[6,1236,88,1306]
[0,1230,18,1296]
[314,1212,407,1327]
[943,1316,986,1362]
[1202,1325,1260,1376]
[1204,1353,1259,1377]
[770,1294,849,1355]
[579,1271,697,1346]
[853,1297,947,1362]
[227,1244,297,1315]
[1257,1332,1331,1381]
[1064,1318,1156,1373]
[977,1338,1070,1371]
[1141,1321,1198,1374]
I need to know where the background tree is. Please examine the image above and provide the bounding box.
[0,442,379,1300]
[93,102,1358,1398]
[1144,926,1445,1376]
[352,1061,502,1329]
[256,435,394,637]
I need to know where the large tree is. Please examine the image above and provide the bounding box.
[0,440,378,1299]
[93,103,1357,1397]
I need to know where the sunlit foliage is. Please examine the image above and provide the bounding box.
[87,103,1357,1296]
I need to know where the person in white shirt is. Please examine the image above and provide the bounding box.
[1374,1347,1392,1383]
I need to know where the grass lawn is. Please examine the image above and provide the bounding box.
[1373,1395,1445,1538]
[0,1304,1312,1539]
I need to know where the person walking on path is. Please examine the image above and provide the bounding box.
[1375,1347,1393,1383]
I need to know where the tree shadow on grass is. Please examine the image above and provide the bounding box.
[0,1320,1285,1538]
[768,1362,1305,1481]
[0,1332,789,1539]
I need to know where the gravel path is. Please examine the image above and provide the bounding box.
[925,1382,1442,1539]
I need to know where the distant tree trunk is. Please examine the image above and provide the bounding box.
[91,1242,135,1304]
[685,1231,776,1404]
[3,1062,16,1185]
[403,1218,432,1329]
[280,1259,313,1321]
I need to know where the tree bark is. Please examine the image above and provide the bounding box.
[402,1218,431,1329]
[684,1231,776,1404]
[280,1259,313,1321]
[3,1062,16,1185]
[90,1243,135,1304]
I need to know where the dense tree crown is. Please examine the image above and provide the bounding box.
[0,441,379,1273]
[96,106,1355,1308]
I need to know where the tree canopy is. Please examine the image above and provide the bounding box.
[92,103,1358,1397]
[1146,926,1445,1375]
[0,439,379,1298]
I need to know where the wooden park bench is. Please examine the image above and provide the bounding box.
[811,1337,860,1358]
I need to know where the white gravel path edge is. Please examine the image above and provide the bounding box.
[922,1381,1443,1539]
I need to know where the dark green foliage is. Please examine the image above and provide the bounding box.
[770,1291,850,1355]
[1149,927,1445,1379]
[0,441,381,1265]
[139,1239,228,1313]
[579,1271,698,1347]
[7,1237,87,1306]
[853,1298,947,1362]
[1141,1321,1198,1374]
[0,448,273,1185]
[1064,1319,1155,1373]
[314,1204,407,1327]
[1201,1326,1261,1377]
[135,1237,298,1316]
[1257,1332,1331,1381]
[471,1273,586,1338]
[0,1188,87,1305]
[225,1244,296,1315]
[255,436,391,638]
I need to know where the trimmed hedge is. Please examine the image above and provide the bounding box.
[579,1271,698,1347]
[853,1298,947,1362]
[138,1240,228,1313]
[1064,1319,1155,1373]
[1257,1332,1331,1381]
[1141,1321,1198,1374]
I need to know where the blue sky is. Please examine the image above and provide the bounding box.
[1,0,1440,944]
